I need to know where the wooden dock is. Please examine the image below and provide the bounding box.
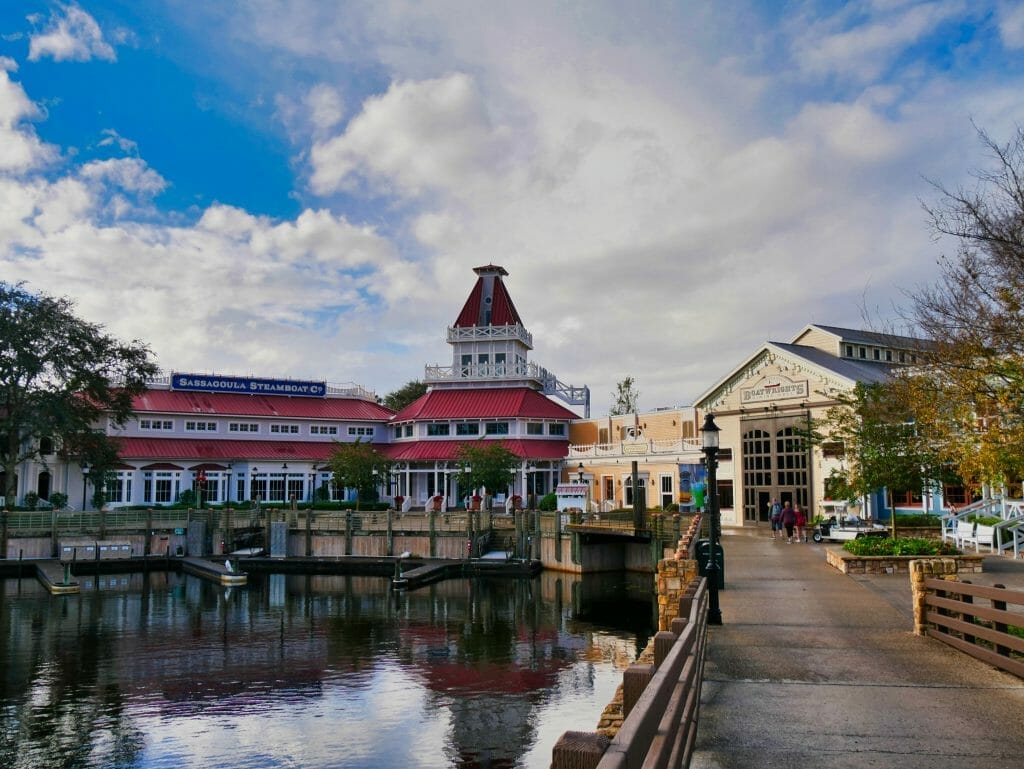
[180,556,248,586]
[34,560,81,594]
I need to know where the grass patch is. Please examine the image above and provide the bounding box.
[843,537,960,557]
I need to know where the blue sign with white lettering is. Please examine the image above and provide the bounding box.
[171,373,327,398]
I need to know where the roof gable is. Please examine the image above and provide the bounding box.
[391,387,578,421]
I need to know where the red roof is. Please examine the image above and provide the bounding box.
[129,389,394,420]
[383,439,568,461]
[453,265,523,328]
[114,437,385,463]
[392,388,578,421]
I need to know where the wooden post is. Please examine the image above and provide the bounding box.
[993,583,1010,657]
[623,662,654,718]
[551,732,610,769]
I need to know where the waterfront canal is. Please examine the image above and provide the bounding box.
[0,569,655,769]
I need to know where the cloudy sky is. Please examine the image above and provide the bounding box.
[2,1,1023,416]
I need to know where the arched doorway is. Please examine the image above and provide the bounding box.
[742,420,810,524]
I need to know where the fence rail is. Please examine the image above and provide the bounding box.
[552,577,709,769]
[922,578,1024,679]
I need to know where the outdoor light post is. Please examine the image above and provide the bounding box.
[80,462,90,511]
[701,413,723,625]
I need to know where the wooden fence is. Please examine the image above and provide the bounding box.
[921,578,1024,679]
[551,576,709,769]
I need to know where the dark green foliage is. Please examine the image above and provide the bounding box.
[455,440,518,498]
[843,537,959,556]
[538,492,557,511]
[894,514,942,527]
[382,380,428,412]
[328,439,391,510]
[0,282,157,505]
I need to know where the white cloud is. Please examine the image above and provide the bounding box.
[997,1,1024,49]
[97,128,139,154]
[79,157,167,195]
[28,2,117,63]
[310,73,510,197]
[0,68,56,172]
[790,0,967,83]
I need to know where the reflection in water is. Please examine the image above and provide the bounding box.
[0,570,654,769]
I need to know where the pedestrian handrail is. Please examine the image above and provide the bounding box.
[920,578,1024,679]
[551,577,709,769]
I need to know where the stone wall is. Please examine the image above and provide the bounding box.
[590,516,702,738]
[908,558,961,636]
[826,547,984,575]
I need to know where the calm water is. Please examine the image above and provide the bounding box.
[0,569,655,769]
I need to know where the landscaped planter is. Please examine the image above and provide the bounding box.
[825,547,985,575]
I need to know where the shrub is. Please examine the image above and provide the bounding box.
[895,514,941,528]
[538,492,558,512]
[843,537,959,557]
[49,492,68,510]
[22,491,40,510]
[968,514,1002,526]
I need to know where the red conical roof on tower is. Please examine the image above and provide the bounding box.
[453,264,524,328]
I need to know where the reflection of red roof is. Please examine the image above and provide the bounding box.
[129,390,394,420]
[116,438,386,462]
[383,439,568,461]
[418,661,558,694]
[392,388,577,421]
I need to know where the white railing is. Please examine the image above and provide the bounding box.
[568,438,704,459]
[447,324,533,348]
[941,497,1024,558]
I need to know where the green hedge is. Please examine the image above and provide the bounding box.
[894,514,942,527]
[843,537,959,557]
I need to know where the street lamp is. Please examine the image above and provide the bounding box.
[576,462,585,484]
[250,466,259,502]
[701,412,723,625]
[80,462,91,510]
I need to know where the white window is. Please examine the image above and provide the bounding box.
[139,419,173,431]
[143,471,178,504]
[427,424,450,436]
[485,422,509,435]
[348,426,375,436]
[456,422,479,436]
[229,422,260,433]
[527,423,544,435]
[270,424,300,434]
[548,423,565,436]
[105,472,132,504]
[310,425,339,435]
[184,421,217,432]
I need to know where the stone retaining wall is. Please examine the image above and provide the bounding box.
[826,547,984,575]
[591,514,703,738]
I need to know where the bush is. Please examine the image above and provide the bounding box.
[894,514,941,528]
[968,514,1003,526]
[22,491,39,510]
[49,492,68,510]
[843,537,959,557]
[538,492,558,512]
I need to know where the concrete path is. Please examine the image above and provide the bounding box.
[690,529,1024,769]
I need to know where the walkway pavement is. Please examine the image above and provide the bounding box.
[690,529,1024,769]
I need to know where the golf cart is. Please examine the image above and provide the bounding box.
[812,501,887,543]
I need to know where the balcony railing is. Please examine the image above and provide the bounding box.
[446,324,533,348]
[568,438,704,459]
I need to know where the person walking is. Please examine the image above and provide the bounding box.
[780,501,797,543]
[794,503,807,543]
[769,498,782,540]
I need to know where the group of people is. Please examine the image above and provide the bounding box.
[769,498,807,543]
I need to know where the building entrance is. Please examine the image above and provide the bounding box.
[741,417,810,524]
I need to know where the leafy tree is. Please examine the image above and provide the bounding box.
[1,282,156,518]
[609,376,639,416]
[455,440,519,501]
[903,124,1024,487]
[328,438,392,510]
[807,382,952,535]
[382,380,428,412]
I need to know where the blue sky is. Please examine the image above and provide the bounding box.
[2,1,1024,415]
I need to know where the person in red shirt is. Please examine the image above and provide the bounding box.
[794,504,808,543]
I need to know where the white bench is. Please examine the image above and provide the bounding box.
[954,520,975,548]
[956,521,995,552]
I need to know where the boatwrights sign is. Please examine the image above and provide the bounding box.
[171,373,327,397]
[741,375,808,404]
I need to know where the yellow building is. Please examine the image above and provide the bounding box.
[570,325,932,527]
